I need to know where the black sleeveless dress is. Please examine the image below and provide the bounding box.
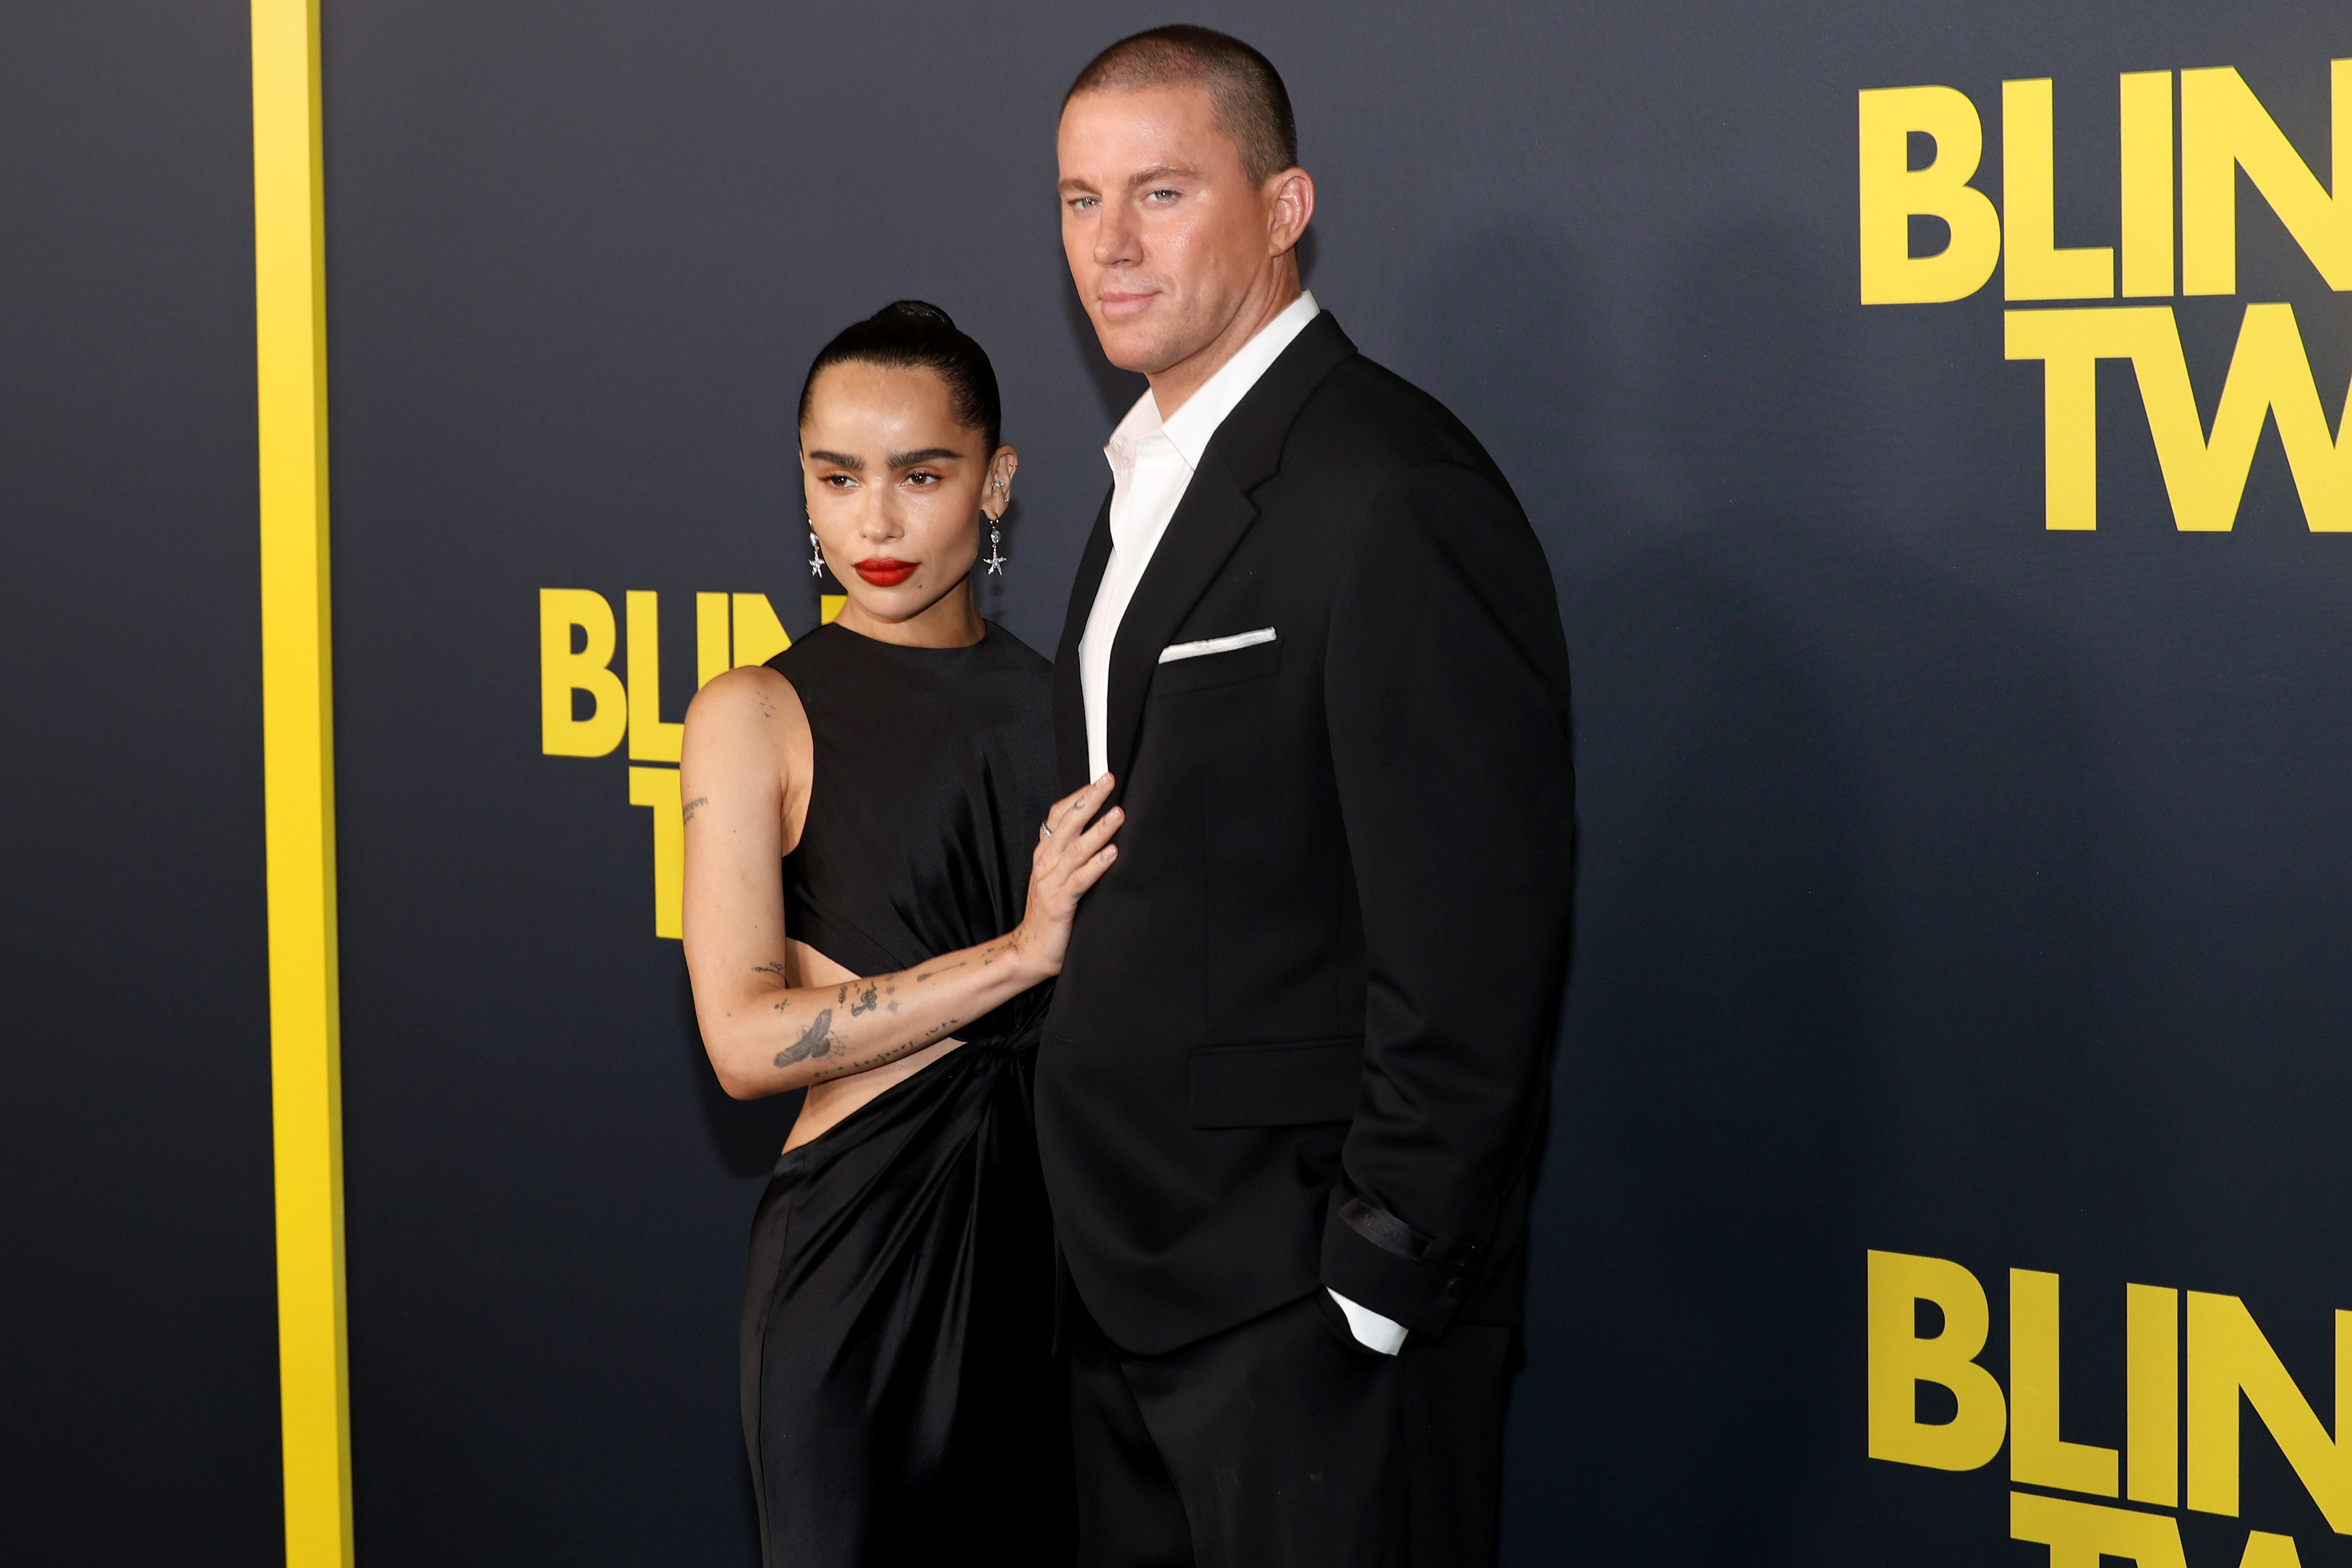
[738,621,1071,1566]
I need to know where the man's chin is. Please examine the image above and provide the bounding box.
[1092,322,1185,378]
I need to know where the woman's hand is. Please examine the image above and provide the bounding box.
[1010,775,1122,979]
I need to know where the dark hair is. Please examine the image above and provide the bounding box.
[1065,25,1298,184]
[798,300,1002,453]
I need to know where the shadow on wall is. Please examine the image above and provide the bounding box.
[673,945,789,1549]
[679,966,801,1180]
[1384,216,1629,549]
[1062,281,1145,432]
[1489,221,2110,1564]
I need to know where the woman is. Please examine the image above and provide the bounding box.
[680,301,1115,1564]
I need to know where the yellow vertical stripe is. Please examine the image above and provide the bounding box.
[252,1,353,1564]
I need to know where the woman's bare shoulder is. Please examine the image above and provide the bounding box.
[683,665,812,799]
[686,662,804,733]
[682,664,815,855]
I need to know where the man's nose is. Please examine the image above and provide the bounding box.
[1093,204,1141,268]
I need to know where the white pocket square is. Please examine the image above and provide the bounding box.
[1159,627,1277,664]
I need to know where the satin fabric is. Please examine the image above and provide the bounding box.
[742,622,1069,1565]
[778,622,1055,1052]
[741,1041,1067,1564]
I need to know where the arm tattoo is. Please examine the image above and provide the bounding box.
[850,982,879,1017]
[681,796,709,824]
[811,1035,919,1083]
[774,1009,835,1067]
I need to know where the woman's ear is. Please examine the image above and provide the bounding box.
[988,446,1020,510]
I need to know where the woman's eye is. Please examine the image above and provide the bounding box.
[823,474,853,488]
[904,472,939,488]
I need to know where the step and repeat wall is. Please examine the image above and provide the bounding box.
[2,4,283,1561]
[17,0,2352,1563]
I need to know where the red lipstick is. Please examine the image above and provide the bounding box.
[853,558,917,587]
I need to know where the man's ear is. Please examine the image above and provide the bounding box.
[1266,167,1316,257]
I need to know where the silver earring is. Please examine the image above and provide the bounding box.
[983,512,1007,576]
[807,516,825,579]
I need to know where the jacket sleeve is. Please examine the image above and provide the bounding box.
[1318,460,1575,1337]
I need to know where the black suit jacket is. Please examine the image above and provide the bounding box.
[1037,312,1574,1355]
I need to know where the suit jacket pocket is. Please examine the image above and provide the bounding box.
[1188,1036,1360,1128]
[1151,635,1281,696]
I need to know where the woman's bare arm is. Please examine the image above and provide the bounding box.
[679,664,1117,1102]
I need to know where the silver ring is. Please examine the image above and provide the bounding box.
[1041,825,1054,838]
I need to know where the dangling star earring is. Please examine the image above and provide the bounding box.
[807,514,825,579]
[982,480,1008,576]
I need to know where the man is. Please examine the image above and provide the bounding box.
[1037,25,1575,1567]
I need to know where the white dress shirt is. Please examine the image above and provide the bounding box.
[1079,288,1321,783]
[1076,290,1409,1358]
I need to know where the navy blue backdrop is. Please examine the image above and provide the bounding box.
[1,4,279,1561]
[13,1,2352,1564]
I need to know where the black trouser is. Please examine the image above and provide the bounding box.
[1069,1290,1512,1568]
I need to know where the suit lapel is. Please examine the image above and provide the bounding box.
[1054,490,1115,791]
[1100,313,1358,795]
[1100,454,1254,796]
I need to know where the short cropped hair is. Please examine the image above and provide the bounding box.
[1065,25,1298,184]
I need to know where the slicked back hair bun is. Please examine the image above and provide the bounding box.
[879,300,953,327]
[798,299,1002,454]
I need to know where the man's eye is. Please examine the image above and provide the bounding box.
[1070,196,1096,211]
[1148,189,1179,203]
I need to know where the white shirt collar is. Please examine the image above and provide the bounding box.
[1104,289,1321,477]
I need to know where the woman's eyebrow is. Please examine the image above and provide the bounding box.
[806,448,862,469]
[888,448,963,468]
